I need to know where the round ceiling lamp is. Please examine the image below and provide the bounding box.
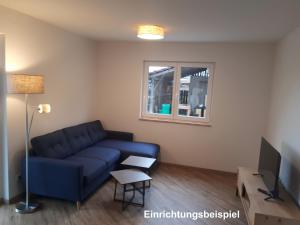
[137,25,164,40]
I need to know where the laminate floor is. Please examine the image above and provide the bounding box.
[0,164,247,225]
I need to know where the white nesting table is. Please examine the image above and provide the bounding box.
[121,155,156,170]
[110,169,152,210]
[121,155,156,187]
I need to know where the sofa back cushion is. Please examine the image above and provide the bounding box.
[31,130,72,159]
[85,120,107,144]
[63,123,94,154]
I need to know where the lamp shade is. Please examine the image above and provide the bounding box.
[38,104,51,113]
[137,25,164,40]
[7,74,44,94]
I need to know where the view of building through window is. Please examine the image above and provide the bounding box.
[147,66,174,114]
[178,67,209,118]
[142,62,214,124]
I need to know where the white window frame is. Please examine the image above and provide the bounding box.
[140,61,215,126]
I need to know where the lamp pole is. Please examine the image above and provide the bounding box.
[15,94,39,213]
[25,93,29,208]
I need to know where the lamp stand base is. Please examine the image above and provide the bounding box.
[15,201,39,214]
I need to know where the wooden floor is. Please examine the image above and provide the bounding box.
[0,164,247,225]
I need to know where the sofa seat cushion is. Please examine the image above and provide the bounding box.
[65,156,107,185]
[74,146,120,167]
[96,139,159,159]
[31,130,72,159]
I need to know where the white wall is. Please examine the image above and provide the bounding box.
[0,6,99,199]
[265,26,300,205]
[96,41,275,172]
[0,35,5,200]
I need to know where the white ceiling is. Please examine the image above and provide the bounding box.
[0,0,300,42]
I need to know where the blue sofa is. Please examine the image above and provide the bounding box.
[22,120,159,204]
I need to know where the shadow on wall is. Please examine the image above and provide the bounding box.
[280,142,300,207]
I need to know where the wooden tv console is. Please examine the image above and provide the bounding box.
[237,167,300,225]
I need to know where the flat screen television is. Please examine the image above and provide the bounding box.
[257,137,282,200]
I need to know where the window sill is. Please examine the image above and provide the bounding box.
[139,117,212,127]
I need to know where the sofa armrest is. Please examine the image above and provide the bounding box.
[22,157,83,202]
[105,130,133,141]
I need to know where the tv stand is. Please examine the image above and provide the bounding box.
[237,167,300,225]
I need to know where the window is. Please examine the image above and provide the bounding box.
[141,61,214,125]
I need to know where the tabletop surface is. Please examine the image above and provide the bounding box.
[110,169,152,185]
[121,156,156,168]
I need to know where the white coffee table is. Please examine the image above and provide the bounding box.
[121,156,156,187]
[121,155,156,171]
[110,169,152,210]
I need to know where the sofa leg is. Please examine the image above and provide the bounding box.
[76,201,81,210]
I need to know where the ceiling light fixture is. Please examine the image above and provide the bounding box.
[137,25,164,40]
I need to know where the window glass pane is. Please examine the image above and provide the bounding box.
[178,66,209,118]
[147,66,175,115]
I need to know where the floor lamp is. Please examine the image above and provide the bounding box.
[7,74,51,214]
